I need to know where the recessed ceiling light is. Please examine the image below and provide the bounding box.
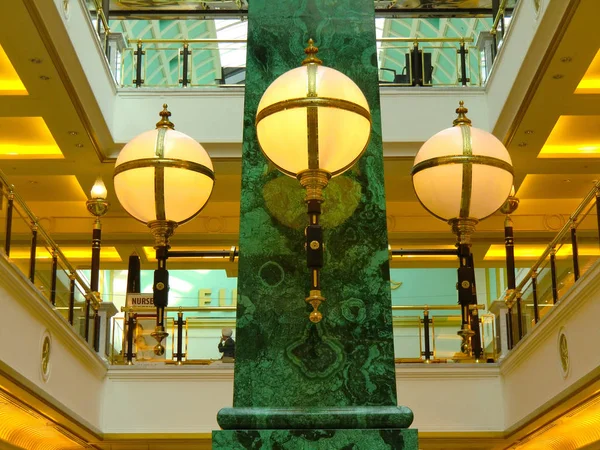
[552,74,564,79]
[39,75,50,81]
[28,180,38,185]
[68,131,78,136]
[560,57,572,63]
[29,58,43,64]
[524,130,534,134]
[75,143,84,148]
[518,142,527,147]
[564,179,571,183]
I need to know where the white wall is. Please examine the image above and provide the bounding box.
[501,260,600,429]
[0,254,107,431]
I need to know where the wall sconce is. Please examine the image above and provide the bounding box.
[410,101,513,359]
[255,39,372,323]
[113,105,215,354]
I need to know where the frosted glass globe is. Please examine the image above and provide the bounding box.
[256,64,371,177]
[114,127,214,225]
[412,125,513,221]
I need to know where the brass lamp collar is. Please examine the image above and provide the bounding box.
[453,101,472,127]
[156,104,175,130]
[500,195,520,215]
[148,220,178,249]
[302,39,322,66]
[448,217,479,245]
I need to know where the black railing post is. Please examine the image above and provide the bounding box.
[84,296,91,342]
[90,220,102,293]
[532,272,540,324]
[133,41,144,87]
[5,190,13,256]
[179,43,190,87]
[68,272,76,325]
[504,214,517,349]
[516,292,523,341]
[411,41,422,86]
[458,40,469,86]
[126,313,135,365]
[176,310,184,365]
[422,309,431,363]
[93,304,101,352]
[50,252,58,306]
[571,226,580,281]
[28,223,38,283]
[456,243,482,360]
[550,249,559,304]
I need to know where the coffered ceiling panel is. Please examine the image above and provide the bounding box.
[516,174,599,200]
[8,175,87,202]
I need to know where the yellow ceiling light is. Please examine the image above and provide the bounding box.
[514,393,600,449]
[484,244,600,261]
[0,390,85,449]
[539,116,600,158]
[576,49,600,94]
[0,44,27,95]
[9,246,121,262]
[0,117,63,159]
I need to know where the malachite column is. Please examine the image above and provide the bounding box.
[213,0,417,448]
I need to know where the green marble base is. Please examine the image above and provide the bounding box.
[213,428,418,450]
[217,406,413,430]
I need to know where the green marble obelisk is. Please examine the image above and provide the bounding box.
[213,1,417,448]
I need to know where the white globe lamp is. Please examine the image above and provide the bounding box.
[255,39,371,323]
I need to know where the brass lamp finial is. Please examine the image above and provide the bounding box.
[453,101,472,127]
[302,39,322,66]
[156,104,175,130]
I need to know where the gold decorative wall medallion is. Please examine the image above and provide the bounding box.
[558,328,569,378]
[40,331,51,382]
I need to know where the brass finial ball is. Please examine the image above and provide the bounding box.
[309,310,323,323]
[302,38,322,66]
[154,343,165,356]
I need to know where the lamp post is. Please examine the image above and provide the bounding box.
[113,105,215,354]
[255,39,372,323]
[86,177,109,350]
[411,101,514,359]
[500,186,519,348]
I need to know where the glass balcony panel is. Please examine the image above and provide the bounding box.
[554,233,576,301]
[393,316,423,361]
[431,314,463,361]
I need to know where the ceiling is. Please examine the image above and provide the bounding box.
[0,0,597,276]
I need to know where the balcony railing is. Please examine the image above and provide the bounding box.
[504,181,600,349]
[110,304,496,366]
[0,170,102,352]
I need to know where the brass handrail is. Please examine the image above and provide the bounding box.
[377,37,474,43]
[127,37,473,45]
[506,180,600,303]
[0,170,99,307]
[121,305,483,313]
[490,0,510,35]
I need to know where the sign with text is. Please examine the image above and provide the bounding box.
[126,293,155,308]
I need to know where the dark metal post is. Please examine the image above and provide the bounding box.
[68,273,75,325]
[93,306,101,352]
[50,252,58,306]
[176,310,184,365]
[456,243,482,360]
[571,226,580,281]
[126,253,141,294]
[531,272,540,324]
[550,250,559,304]
[505,312,513,350]
[504,215,516,349]
[84,297,91,342]
[422,309,431,363]
[458,41,469,86]
[126,313,135,365]
[28,224,38,283]
[5,191,13,256]
[180,43,190,87]
[134,41,144,87]
[411,42,422,86]
[516,292,523,340]
[90,220,102,293]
